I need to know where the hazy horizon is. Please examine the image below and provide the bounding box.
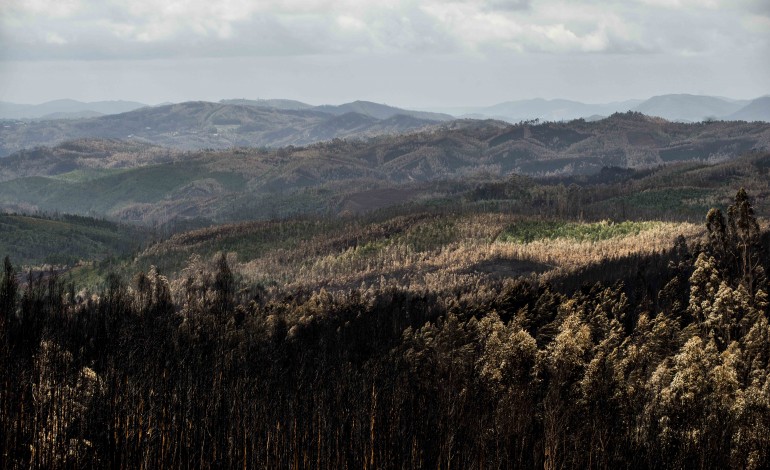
[1,0,768,108]
[1,89,768,110]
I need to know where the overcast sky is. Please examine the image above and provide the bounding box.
[0,0,768,107]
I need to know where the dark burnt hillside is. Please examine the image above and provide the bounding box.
[1,190,768,469]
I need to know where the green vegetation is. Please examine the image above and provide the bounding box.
[0,162,248,219]
[597,187,717,217]
[498,219,661,243]
[398,219,459,251]
[0,213,143,266]
[49,167,129,183]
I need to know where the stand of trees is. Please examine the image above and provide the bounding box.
[1,189,769,469]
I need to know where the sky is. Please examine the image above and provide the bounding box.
[0,0,768,107]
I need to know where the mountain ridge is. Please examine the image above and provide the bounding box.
[2,113,768,225]
[4,94,766,124]
[421,94,767,123]
[0,101,445,157]
[728,97,770,122]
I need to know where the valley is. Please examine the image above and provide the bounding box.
[1,113,767,229]
[3,0,770,465]
[1,97,770,469]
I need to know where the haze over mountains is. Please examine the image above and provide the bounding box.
[429,94,769,123]
[0,97,455,122]
[0,99,148,120]
[728,96,770,122]
[1,93,767,158]
[2,93,767,125]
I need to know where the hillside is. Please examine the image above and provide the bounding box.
[0,101,447,157]
[2,182,768,468]
[1,123,770,468]
[219,98,316,111]
[102,149,770,287]
[633,94,748,122]
[1,114,768,225]
[0,213,143,266]
[315,100,454,121]
[0,139,181,182]
[129,210,702,291]
[729,96,770,122]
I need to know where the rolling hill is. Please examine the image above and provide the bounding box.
[2,85,769,470]
[315,100,453,121]
[632,94,748,122]
[728,96,770,122]
[219,98,316,110]
[1,113,768,226]
[0,212,144,266]
[0,101,446,157]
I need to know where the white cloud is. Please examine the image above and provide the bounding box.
[45,32,68,45]
[337,15,366,32]
[0,0,766,62]
[635,0,720,9]
[2,0,84,17]
[417,1,651,54]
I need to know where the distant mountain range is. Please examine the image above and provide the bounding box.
[728,97,770,121]
[0,98,455,123]
[0,99,148,120]
[0,101,447,157]
[4,94,767,124]
[426,94,769,123]
[220,94,769,123]
[632,95,750,122]
[0,94,766,157]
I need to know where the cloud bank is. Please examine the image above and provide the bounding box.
[2,0,767,60]
[0,0,767,105]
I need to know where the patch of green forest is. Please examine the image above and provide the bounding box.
[498,219,660,243]
[0,213,143,266]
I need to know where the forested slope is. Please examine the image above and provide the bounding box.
[1,117,769,226]
[1,189,768,468]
